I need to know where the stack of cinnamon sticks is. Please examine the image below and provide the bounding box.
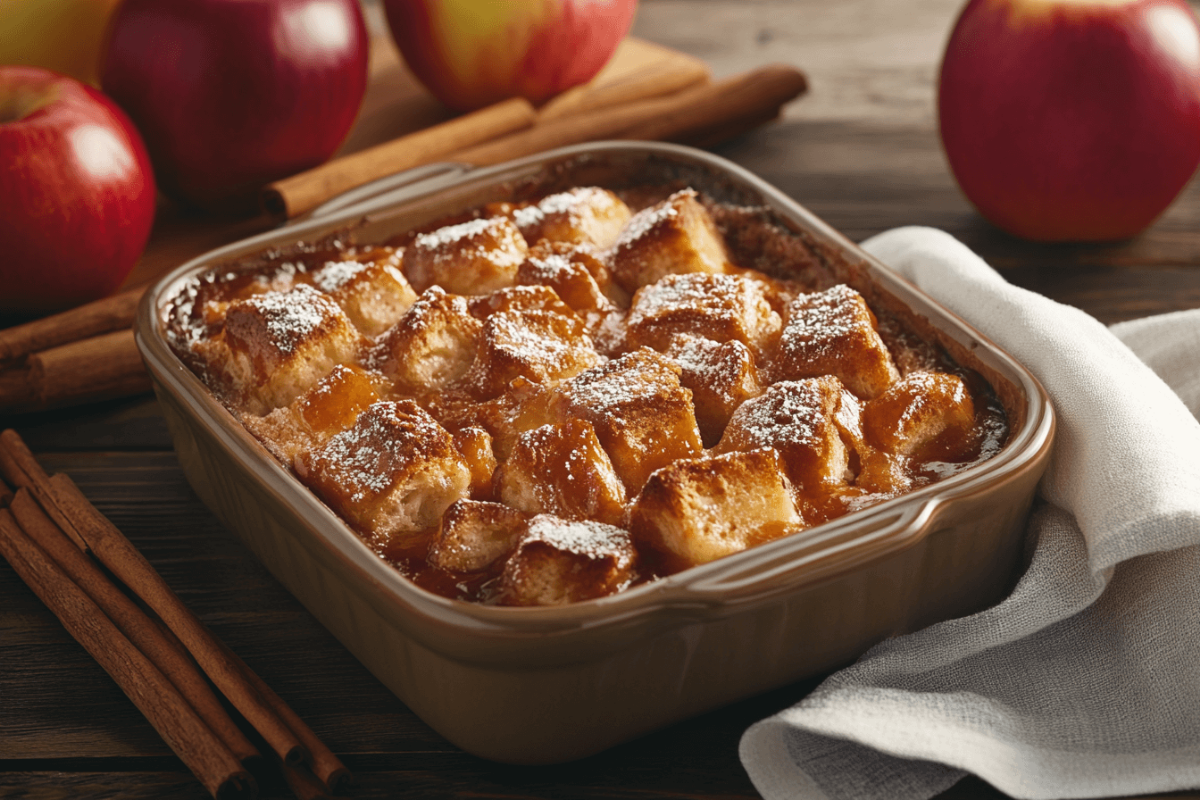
[0,59,807,416]
[0,289,150,413]
[0,429,345,800]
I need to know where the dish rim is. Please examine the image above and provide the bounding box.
[135,140,1055,638]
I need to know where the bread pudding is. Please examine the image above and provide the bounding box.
[165,185,1008,606]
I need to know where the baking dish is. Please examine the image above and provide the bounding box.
[136,141,1055,764]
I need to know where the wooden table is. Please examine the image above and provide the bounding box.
[4,2,1199,798]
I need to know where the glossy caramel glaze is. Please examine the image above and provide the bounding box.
[165,186,1008,606]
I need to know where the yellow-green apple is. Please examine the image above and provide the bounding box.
[0,0,122,85]
[939,0,1200,241]
[100,0,369,212]
[384,0,638,112]
[0,66,156,313]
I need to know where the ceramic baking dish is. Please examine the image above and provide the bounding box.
[136,141,1055,765]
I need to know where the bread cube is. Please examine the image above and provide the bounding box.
[467,284,577,321]
[496,420,626,526]
[512,187,632,250]
[427,500,527,573]
[664,334,762,447]
[223,284,361,414]
[243,364,380,465]
[854,450,913,495]
[310,248,417,337]
[452,425,498,499]
[370,287,482,394]
[630,448,801,573]
[772,284,899,400]
[495,515,637,606]
[460,309,604,399]
[404,216,528,295]
[625,272,781,355]
[296,400,471,545]
[862,371,976,459]
[427,378,558,461]
[551,348,703,492]
[715,377,862,491]
[517,240,627,313]
[609,189,729,293]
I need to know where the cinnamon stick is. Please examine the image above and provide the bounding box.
[0,288,142,365]
[0,476,12,509]
[452,64,808,169]
[0,429,348,789]
[0,366,36,410]
[28,329,151,408]
[9,489,261,768]
[0,508,255,800]
[536,55,709,122]
[42,471,310,766]
[264,96,537,220]
[49,470,351,792]
[0,328,152,414]
[0,429,88,552]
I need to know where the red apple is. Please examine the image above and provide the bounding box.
[0,67,156,313]
[100,0,369,212]
[384,0,638,112]
[938,0,1200,241]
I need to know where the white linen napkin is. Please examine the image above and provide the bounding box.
[740,226,1200,800]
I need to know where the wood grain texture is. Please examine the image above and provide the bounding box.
[3,0,1200,798]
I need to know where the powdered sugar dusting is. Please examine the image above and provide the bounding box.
[314,401,453,503]
[613,190,687,253]
[524,514,631,559]
[726,379,833,450]
[313,260,368,293]
[242,284,336,354]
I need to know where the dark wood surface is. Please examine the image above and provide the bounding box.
[4,1,1200,798]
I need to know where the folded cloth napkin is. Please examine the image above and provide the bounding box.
[740,226,1200,800]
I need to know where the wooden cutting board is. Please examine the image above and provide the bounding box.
[118,35,709,293]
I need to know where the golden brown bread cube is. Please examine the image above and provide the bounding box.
[310,248,417,337]
[222,284,361,414]
[427,499,527,573]
[664,334,762,447]
[517,240,627,313]
[297,400,472,545]
[625,272,781,356]
[243,364,381,465]
[609,188,729,293]
[854,450,913,495]
[511,187,632,250]
[460,309,604,399]
[426,377,559,461]
[715,376,862,492]
[466,284,578,321]
[550,348,703,493]
[630,448,801,573]
[370,287,482,394]
[452,426,498,499]
[862,371,976,459]
[772,284,900,400]
[404,216,528,295]
[495,419,626,526]
[495,515,637,606]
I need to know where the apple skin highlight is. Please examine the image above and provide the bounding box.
[938,0,1200,241]
[385,0,639,112]
[0,67,156,312]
